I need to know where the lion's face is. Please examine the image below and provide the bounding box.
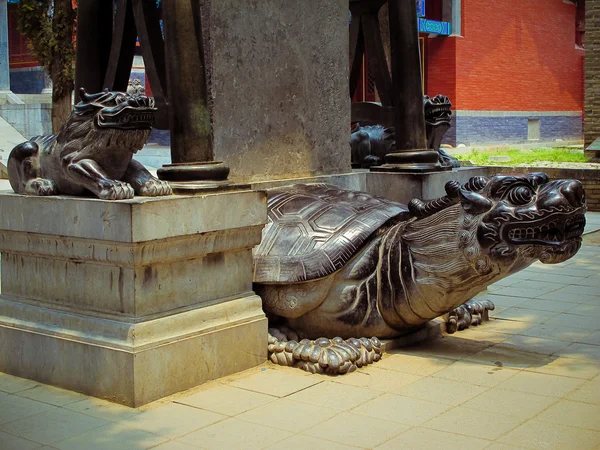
[76,89,157,131]
[55,89,157,156]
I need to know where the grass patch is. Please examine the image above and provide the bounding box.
[456,148,587,166]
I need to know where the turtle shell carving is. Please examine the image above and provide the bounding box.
[253,184,409,283]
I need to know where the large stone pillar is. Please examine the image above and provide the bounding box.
[205,0,351,183]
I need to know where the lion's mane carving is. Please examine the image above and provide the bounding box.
[8,89,172,200]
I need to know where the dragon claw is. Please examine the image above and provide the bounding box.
[99,180,135,200]
[446,298,495,334]
[268,328,383,374]
[138,178,173,197]
[25,178,58,196]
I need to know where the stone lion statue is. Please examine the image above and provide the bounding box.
[8,89,172,200]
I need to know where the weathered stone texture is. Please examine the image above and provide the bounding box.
[585,0,600,155]
[203,0,351,182]
[0,191,269,406]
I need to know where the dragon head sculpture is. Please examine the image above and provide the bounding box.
[75,88,156,131]
[55,89,157,158]
[423,94,452,126]
[470,173,586,267]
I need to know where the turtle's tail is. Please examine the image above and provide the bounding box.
[268,327,382,374]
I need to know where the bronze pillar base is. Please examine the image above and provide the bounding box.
[157,161,230,182]
[157,161,236,193]
[370,150,451,173]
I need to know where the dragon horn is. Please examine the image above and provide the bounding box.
[78,88,88,102]
[79,88,110,103]
[459,188,493,215]
[409,180,461,219]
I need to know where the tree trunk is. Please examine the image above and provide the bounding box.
[50,0,75,133]
[51,90,72,133]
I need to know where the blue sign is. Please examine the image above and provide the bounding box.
[416,0,425,17]
[418,18,451,36]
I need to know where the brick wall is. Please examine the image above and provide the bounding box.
[585,0,600,151]
[426,35,457,101]
[452,114,582,146]
[455,0,584,111]
[427,0,584,112]
[489,166,600,212]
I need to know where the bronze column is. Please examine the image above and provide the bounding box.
[378,0,443,171]
[157,0,230,187]
[74,0,114,94]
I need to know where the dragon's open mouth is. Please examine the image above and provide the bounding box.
[506,212,586,246]
[97,107,156,130]
[425,106,451,123]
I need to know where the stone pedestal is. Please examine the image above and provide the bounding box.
[0,190,268,407]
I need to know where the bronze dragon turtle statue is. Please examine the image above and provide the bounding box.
[8,89,172,200]
[254,173,586,374]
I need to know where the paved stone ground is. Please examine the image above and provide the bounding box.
[1,214,600,450]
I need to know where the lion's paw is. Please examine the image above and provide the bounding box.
[24,178,58,196]
[98,181,135,200]
[138,178,172,197]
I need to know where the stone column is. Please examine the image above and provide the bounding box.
[157,0,230,190]
[74,0,114,94]
[376,0,444,172]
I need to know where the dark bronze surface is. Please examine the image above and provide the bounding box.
[162,0,213,165]
[74,0,114,95]
[75,0,169,129]
[349,0,447,170]
[350,94,458,168]
[253,184,409,283]
[7,90,172,200]
[157,162,230,182]
[255,174,586,343]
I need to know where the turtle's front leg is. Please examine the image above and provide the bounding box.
[122,159,172,197]
[445,298,495,334]
[268,326,382,374]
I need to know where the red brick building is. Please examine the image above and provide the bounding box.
[355,0,585,146]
